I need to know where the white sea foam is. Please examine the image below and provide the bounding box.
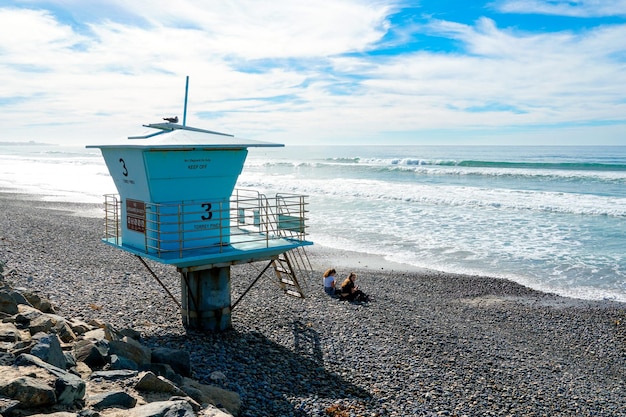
[237,174,626,217]
[2,144,626,303]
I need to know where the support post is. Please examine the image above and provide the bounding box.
[181,266,232,331]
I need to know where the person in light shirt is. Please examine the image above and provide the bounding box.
[322,268,337,296]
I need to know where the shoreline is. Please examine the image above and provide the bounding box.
[1,192,625,416]
[3,186,624,303]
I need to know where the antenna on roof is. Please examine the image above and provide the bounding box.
[183,75,189,127]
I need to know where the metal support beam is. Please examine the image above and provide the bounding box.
[136,255,181,309]
[231,260,274,310]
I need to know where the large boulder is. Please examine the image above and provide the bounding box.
[0,376,56,408]
[14,354,86,406]
[30,334,66,369]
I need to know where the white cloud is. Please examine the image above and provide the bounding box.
[496,0,626,17]
[0,1,625,145]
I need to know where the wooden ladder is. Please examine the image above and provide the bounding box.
[267,192,313,298]
[273,248,310,298]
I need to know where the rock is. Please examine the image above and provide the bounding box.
[0,274,253,416]
[88,390,137,410]
[0,397,20,415]
[0,291,18,315]
[77,411,100,417]
[10,339,35,356]
[14,354,86,406]
[127,400,195,417]
[68,318,92,335]
[103,323,124,341]
[64,351,77,369]
[14,304,43,326]
[151,346,191,377]
[54,370,87,406]
[0,322,21,342]
[52,316,77,343]
[110,353,139,370]
[180,377,241,416]
[109,336,151,366]
[201,404,236,417]
[28,314,54,334]
[135,371,186,395]
[0,351,15,366]
[82,327,106,341]
[170,395,202,412]
[21,291,54,313]
[119,327,142,341]
[0,376,56,408]
[73,338,109,369]
[9,290,32,309]
[210,371,227,383]
[90,369,138,381]
[140,362,182,385]
[88,318,106,329]
[30,334,66,369]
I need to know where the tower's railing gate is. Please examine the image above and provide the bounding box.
[232,189,313,297]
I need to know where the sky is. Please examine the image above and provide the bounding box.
[1,0,626,146]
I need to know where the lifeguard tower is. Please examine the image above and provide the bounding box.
[87,120,313,332]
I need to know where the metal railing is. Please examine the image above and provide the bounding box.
[102,189,309,259]
[104,194,121,245]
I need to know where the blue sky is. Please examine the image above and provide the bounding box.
[1,0,625,145]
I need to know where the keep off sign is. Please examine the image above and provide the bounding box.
[126,199,146,233]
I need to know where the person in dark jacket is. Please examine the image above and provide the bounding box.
[340,272,369,302]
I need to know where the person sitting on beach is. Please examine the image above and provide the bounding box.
[323,268,337,296]
[340,272,369,302]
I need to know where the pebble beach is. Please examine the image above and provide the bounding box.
[1,191,625,417]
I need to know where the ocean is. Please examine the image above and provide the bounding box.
[1,143,625,303]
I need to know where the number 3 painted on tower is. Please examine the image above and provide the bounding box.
[119,158,128,177]
[201,203,212,220]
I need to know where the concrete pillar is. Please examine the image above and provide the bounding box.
[180,267,232,331]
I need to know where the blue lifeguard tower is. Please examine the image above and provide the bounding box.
[87,120,313,332]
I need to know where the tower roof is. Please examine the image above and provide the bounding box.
[87,123,283,149]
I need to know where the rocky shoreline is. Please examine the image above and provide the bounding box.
[0,192,625,416]
[0,279,239,416]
